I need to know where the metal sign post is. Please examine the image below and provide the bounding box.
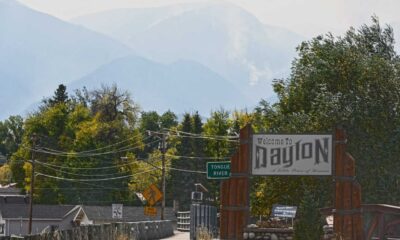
[144,207,157,216]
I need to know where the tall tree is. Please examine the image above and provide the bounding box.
[160,110,178,130]
[48,84,69,107]
[0,115,24,158]
[251,17,400,217]
[10,84,142,205]
[169,113,194,210]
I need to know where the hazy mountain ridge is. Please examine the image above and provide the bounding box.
[0,0,304,119]
[72,2,305,102]
[0,0,132,118]
[69,55,249,114]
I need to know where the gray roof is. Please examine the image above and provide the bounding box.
[0,195,29,204]
[0,187,23,195]
[82,206,176,222]
[0,204,75,219]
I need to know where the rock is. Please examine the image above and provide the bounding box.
[270,233,278,240]
[243,232,249,239]
[247,224,258,228]
[249,232,256,239]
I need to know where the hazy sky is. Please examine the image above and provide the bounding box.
[17,0,400,38]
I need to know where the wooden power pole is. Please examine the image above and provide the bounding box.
[28,134,37,235]
[161,132,166,220]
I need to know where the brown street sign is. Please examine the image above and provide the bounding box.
[142,184,163,206]
[144,206,157,216]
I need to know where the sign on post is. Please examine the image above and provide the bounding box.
[207,161,231,179]
[252,134,333,176]
[144,206,157,216]
[142,184,163,206]
[271,204,297,218]
[112,204,123,219]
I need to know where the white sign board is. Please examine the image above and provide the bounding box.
[252,134,333,176]
[112,204,123,219]
[271,205,297,218]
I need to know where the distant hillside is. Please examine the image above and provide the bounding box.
[0,0,131,119]
[72,2,305,102]
[69,55,249,114]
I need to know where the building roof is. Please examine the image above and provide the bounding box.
[0,187,23,195]
[0,204,75,219]
[0,195,29,204]
[82,206,176,222]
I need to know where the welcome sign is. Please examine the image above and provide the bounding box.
[252,134,333,176]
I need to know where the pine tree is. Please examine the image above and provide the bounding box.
[169,113,194,210]
[294,189,323,240]
[191,112,206,187]
[48,84,69,106]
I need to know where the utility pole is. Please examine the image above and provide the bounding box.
[161,132,166,220]
[147,130,167,220]
[28,134,37,235]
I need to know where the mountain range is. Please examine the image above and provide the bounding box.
[72,3,304,102]
[0,0,130,118]
[0,0,305,119]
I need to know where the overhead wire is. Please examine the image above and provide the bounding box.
[147,129,239,142]
[22,138,161,157]
[36,168,158,182]
[165,129,239,139]
[40,134,149,155]
[34,157,161,170]
[35,161,131,177]
[166,167,206,174]
[166,154,230,160]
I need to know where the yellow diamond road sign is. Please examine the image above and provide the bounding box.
[142,184,162,206]
[144,206,157,216]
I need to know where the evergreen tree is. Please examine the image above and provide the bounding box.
[139,111,161,158]
[294,189,323,240]
[169,113,198,210]
[160,110,178,130]
[48,84,69,106]
[191,112,206,186]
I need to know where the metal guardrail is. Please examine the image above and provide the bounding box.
[190,204,217,240]
[177,211,190,232]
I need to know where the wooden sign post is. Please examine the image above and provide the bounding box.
[220,124,251,240]
[334,127,363,239]
[219,126,363,240]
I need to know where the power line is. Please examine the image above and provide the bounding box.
[35,162,131,177]
[164,129,239,139]
[35,188,134,191]
[147,129,239,142]
[40,134,148,155]
[166,154,231,160]
[167,133,239,142]
[22,139,160,157]
[166,167,207,174]
[35,157,160,170]
[36,168,158,182]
